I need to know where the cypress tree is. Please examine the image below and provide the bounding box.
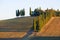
[16,9,20,17]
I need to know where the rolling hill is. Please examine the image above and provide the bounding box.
[0,17,60,39]
[0,16,34,32]
[36,17,60,36]
[0,16,34,38]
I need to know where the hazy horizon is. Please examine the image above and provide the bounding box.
[0,0,60,20]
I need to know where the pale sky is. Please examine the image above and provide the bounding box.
[0,0,60,20]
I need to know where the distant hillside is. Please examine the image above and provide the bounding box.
[0,16,34,32]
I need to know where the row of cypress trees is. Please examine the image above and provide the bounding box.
[16,9,25,17]
[30,8,60,31]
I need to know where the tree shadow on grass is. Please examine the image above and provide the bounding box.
[21,26,34,40]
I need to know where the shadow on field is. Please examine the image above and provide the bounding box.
[29,36,60,40]
[0,38,21,40]
[0,27,34,40]
[21,26,34,40]
[0,37,60,40]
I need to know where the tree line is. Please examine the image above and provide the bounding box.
[16,8,60,17]
[29,8,60,31]
[16,9,25,17]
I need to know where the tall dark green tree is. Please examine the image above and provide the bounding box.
[16,9,20,17]
[34,8,40,16]
[20,9,25,16]
[30,7,32,16]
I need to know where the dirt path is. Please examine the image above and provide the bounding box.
[37,17,60,36]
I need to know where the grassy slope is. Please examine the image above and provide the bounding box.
[23,17,60,40]
[0,16,34,38]
[36,17,60,36]
[0,16,33,32]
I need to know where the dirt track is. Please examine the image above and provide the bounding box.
[37,17,60,36]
